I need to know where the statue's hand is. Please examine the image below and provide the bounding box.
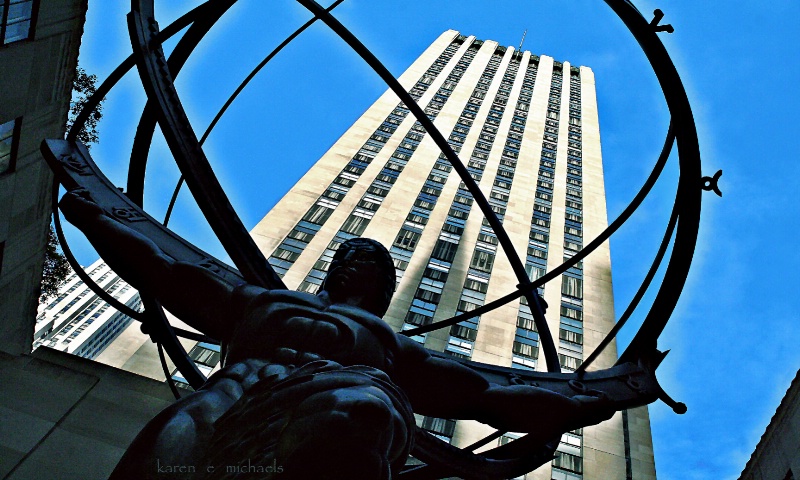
[567,393,616,429]
[60,187,104,220]
[479,385,615,434]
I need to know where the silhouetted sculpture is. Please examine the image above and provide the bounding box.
[59,190,612,480]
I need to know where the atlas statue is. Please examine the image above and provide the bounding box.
[42,0,706,478]
[58,189,612,479]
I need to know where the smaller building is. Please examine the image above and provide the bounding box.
[739,369,800,480]
[35,258,225,397]
[34,259,141,360]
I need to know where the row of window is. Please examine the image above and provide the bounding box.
[294,45,483,293]
[267,39,468,275]
[394,51,542,356]
[73,306,137,360]
[548,71,587,480]
[511,66,568,371]
[444,57,533,359]
[558,72,585,378]
[396,50,512,346]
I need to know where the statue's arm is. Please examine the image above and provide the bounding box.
[393,335,611,438]
[59,189,246,341]
[109,359,269,479]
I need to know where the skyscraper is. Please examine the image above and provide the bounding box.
[251,30,655,480]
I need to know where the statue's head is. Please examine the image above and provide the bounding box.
[321,238,396,317]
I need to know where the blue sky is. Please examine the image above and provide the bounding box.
[67,1,799,478]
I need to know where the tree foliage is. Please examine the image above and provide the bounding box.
[65,65,103,149]
[39,65,103,302]
[40,224,71,303]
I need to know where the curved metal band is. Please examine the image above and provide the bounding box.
[128,0,284,291]
[606,0,702,364]
[126,0,236,206]
[126,0,238,389]
[54,1,235,391]
[578,199,679,374]
[293,0,561,373]
[55,0,229,354]
[65,1,209,142]
[403,122,675,338]
[125,0,340,384]
[163,0,346,227]
[52,0,702,477]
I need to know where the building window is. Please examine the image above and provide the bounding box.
[1,1,36,45]
[553,452,583,474]
[470,250,495,273]
[420,416,456,439]
[431,239,458,263]
[450,324,477,341]
[404,311,432,327]
[561,305,583,321]
[302,204,333,225]
[187,343,220,367]
[561,275,583,299]
[512,341,536,358]
[463,278,487,293]
[0,118,20,174]
[272,248,300,262]
[393,229,421,251]
[560,328,583,345]
[297,281,320,295]
[559,354,582,371]
[517,315,536,332]
[341,214,369,235]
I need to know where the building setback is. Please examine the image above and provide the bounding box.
[251,30,656,479]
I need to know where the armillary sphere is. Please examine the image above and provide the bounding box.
[42,1,712,478]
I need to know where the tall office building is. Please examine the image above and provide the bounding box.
[251,30,656,479]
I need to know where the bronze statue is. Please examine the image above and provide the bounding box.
[42,0,703,475]
[58,189,612,479]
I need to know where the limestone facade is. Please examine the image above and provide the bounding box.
[250,29,656,479]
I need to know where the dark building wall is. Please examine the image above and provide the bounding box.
[0,0,86,355]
